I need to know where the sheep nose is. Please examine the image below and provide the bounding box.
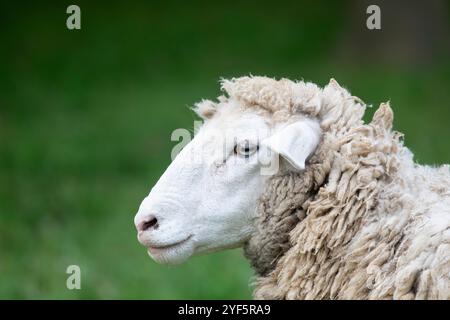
[136,214,159,232]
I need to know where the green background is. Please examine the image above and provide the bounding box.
[0,1,449,299]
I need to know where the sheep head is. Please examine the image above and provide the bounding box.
[133,76,325,265]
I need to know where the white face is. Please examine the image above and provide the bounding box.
[134,103,321,265]
[134,105,272,264]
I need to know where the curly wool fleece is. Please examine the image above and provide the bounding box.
[220,76,450,300]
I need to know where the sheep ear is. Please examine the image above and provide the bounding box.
[262,119,321,170]
[193,99,217,120]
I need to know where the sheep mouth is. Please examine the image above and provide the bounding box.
[147,235,193,257]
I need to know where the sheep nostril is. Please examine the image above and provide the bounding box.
[140,216,159,231]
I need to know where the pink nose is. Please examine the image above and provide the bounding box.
[136,214,159,232]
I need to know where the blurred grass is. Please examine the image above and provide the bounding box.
[0,1,449,299]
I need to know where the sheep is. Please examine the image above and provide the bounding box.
[134,76,450,300]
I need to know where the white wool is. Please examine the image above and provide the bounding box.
[218,76,450,300]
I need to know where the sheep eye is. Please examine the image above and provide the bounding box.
[234,140,259,158]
